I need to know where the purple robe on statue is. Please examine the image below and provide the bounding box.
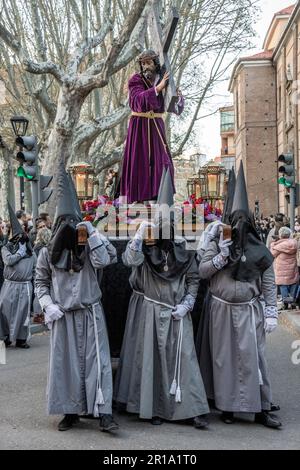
[120,73,184,203]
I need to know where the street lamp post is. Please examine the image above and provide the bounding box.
[198,161,226,207]
[69,162,95,201]
[10,116,29,211]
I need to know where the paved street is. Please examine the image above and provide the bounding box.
[0,324,299,450]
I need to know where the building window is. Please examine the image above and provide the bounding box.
[220,110,234,133]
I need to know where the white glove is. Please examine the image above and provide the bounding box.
[264,317,277,334]
[206,221,223,240]
[76,221,95,236]
[44,303,64,329]
[134,220,156,241]
[17,242,27,257]
[218,231,232,258]
[172,304,189,321]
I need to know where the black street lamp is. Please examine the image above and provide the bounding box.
[69,162,95,200]
[10,116,29,211]
[10,115,29,137]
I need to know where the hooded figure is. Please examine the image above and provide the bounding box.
[222,168,236,225]
[114,168,209,427]
[195,168,236,402]
[0,202,36,348]
[198,162,281,428]
[34,162,119,433]
[227,162,273,282]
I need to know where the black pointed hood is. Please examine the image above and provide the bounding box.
[7,201,23,240]
[227,162,273,282]
[231,161,249,215]
[54,161,81,225]
[222,168,236,224]
[6,200,33,256]
[67,173,82,222]
[48,160,85,272]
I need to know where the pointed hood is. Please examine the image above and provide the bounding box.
[67,173,82,222]
[54,160,81,224]
[48,160,85,272]
[7,200,23,240]
[222,168,236,224]
[157,167,174,208]
[227,162,273,282]
[156,166,167,203]
[231,161,249,215]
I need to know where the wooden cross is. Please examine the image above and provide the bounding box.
[148,1,179,113]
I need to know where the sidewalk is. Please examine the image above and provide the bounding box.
[279,309,300,337]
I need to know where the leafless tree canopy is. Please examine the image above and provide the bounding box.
[0,0,259,211]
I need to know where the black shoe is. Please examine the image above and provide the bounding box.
[99,414,119,432]
[15,340,30,349]
[221,411,235,424]
[193,415,209,429]
[58,414,80,431]
[270,403,281,412]
[255,411,282,429]
[151,416,163,425]
[4,337,11,347]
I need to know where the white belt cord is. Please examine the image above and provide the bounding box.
[211,295,263,385]
[133,289,175,309]
[24,282,32,342]
[132,290,184,403]
[92,303,105,417]
[169,318,183,403]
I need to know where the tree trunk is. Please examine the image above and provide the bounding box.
[98,170,107,195]
[0,148,16,218]
[41,86,85,217]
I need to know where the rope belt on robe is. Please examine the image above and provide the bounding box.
[133,289,184,403]
[90,302,105,416]
[211,295,264,386]
[4,279,32,341]
[131,111,169,166]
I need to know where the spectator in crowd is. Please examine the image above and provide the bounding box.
[32,227,52,323]
[39,212,52,230]
[270,226,299,310]
[266,213,289,249]
[33,226,52,258]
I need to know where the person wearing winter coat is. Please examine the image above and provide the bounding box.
[270,226,299,309]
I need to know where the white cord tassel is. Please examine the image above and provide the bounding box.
[92,304,105,416]
[175,386,181,403]
[175,320,183,403]
[169,318,181,396]
[170,318,183,402]
[0,340,6,365]
[96,387,105,405]
[169,379,177,395]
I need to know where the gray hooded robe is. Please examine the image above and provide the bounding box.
[114,241,209,420]
[35,233,117,416]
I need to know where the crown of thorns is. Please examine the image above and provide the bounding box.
[137,50,159,62]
